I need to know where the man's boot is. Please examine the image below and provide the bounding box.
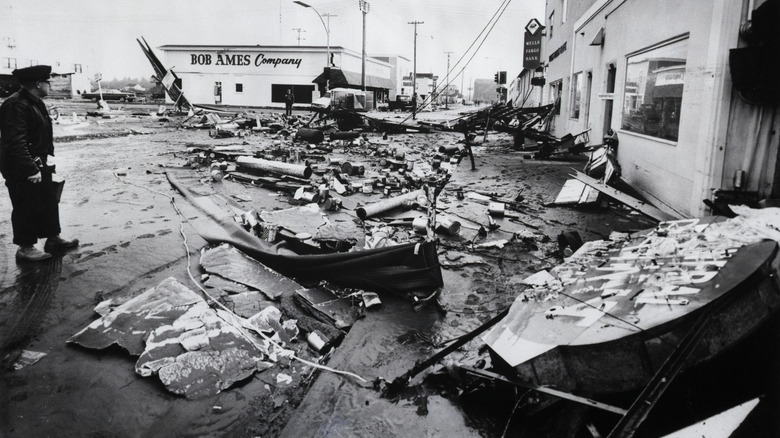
[44,235,79,252]
[16,245,52,262]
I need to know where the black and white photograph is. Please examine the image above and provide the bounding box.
[1,0,779,436]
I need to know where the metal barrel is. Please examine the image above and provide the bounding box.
[436,217,462,236]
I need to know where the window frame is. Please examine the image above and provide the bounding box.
[620,34,689,142]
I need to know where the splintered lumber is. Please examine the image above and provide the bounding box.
[570,170,677,222]
[236,156,313,179]
[355,189,425,221]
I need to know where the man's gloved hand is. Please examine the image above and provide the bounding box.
[27,172,42,183]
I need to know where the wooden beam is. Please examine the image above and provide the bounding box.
[570,170,678,222]
[459,365,628,415]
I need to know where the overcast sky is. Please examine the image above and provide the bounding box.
[1,0,544,89]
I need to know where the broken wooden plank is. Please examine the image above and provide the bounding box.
[554,179,587,205]
[570,170,678,222]
[579,185,600,204]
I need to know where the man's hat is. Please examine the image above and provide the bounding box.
[12,65,52,82]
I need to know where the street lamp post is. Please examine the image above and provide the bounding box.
[293,1,330,90]
[359,0,370,91]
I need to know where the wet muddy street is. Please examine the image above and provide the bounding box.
[1,103,777,437]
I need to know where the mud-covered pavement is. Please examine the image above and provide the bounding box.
[1,102,774,437]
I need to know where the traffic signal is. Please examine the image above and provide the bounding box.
[499,71,507,84]
[494,72,499,83]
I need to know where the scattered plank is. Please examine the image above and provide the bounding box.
[570,170,678,222]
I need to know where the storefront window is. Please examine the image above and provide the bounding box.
[570,72,581,119]
[621,37,688,141]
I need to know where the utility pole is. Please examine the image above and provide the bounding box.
[292,28,306,45]
[359,0,370,91]
[322,13,337,67]
[408,20,423,119]
[444,51,452,109]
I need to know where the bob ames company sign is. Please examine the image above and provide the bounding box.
[190,53,303,69]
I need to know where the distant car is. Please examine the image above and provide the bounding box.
[81,89,136,102]
[388,94,413,111]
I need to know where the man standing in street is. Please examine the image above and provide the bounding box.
[0,65,79,262]
[284,88,295,118]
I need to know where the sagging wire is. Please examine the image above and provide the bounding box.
[406,0,514,119]
[112,171,368,383]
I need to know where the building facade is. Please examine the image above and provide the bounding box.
[0,45,90,98]
[508,68,543,108]
[158,44,394,109]
[542,0,779,217]
[370,54,411,100]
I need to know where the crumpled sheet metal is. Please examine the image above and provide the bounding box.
[200,244,303,300]
[166,170,444,295]
[70,277,266,399]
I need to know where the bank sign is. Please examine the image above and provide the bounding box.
[523,18,543,69]
[190,53,303,69]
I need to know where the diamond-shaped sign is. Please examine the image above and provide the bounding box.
[525,18,542,35]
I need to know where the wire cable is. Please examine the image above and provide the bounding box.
[400,0,513,123]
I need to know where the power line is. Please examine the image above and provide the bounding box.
[292,28,306,45]
[402,0,513,120]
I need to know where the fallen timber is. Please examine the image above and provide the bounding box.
[305,107,431,134]
[484,212,780,397]
[419,103,556,135]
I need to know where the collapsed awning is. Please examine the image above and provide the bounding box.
[313,68,395,90]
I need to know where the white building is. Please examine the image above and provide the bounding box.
[542,0,780,217]
[508,68,543,108]
[370,54,411,100]
[157,44,396,110]
[0,44,91,98]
